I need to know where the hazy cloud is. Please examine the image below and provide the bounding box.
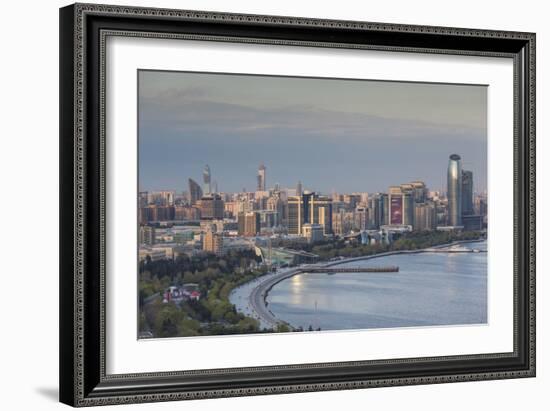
[138,70,487,193]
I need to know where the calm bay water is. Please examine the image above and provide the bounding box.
[266,241,487,331]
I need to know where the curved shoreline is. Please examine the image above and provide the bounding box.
[231,238,486,330]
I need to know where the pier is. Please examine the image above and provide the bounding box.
[424,247,486,253]
[305,266,399,273]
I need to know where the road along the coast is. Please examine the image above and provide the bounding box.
[247,268,302,329]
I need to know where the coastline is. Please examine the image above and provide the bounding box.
[229,238,487,330]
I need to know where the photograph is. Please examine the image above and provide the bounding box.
[137,70,489,339]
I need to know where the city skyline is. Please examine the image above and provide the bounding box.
[138,70,487,193]
[142,161,487,197]
[139,151,487,242]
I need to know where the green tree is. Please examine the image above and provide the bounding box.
[154,303,185,338]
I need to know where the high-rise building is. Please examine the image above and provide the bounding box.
[474,196,488,217]
[380,193,389,225]
[447,154,463,226]
[257,163,266,191]
[388,186,403,225]
[139,205,175,223]
[188,178,203,205]
[237,211,260,236]
[354,206,368,231]
[414,202,437,231]
[198,194,224,220]
[139,206,155,224]
[155,206,175,221]
[175,205,201,221]
[266,194,284,227]
[367,195,379,229]
[343,194,361,210]
[287,196,301,235]
[367,193,389,229]
[288,192,333,235]
[203,227,223,255]
[400,184,415,226]
[332,210,354,236]
[257,210,278,229]
[203,165,211,194]
[296,181,303,197]
[254,192,269,210]
[148,191,175,206]
[461,170,474,216]
[358,192,369,206]
[387,185,414,226]
[311,195,332,235]
[332,210,345,236]
[138,191,149,207]
[410,181,428,203]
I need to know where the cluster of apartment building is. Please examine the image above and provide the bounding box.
[138,156,487,261]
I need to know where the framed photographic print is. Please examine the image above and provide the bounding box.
[59,3,536,407]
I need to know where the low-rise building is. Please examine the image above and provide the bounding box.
[138,247,166,261]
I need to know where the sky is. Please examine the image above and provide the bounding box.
[138,70,487,194]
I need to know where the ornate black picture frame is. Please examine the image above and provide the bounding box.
[59,3,535,407]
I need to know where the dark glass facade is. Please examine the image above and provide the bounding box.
[447,154,462,226]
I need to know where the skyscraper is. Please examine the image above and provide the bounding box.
[387,186,414,226]
[197,194,224,220]
[380,193,389,225]
[388,186,403,225]
[257,163,266,191]
[311,195,333,235]
[368,194,381,229]
[400,184,415,226]
[414,202,437,231]
[238,211,261,236]
[410,181,428,203]
[354,206,368,231]
[288,192,332,235]
[203,165,211,194]
[267,193,284,227]
[461,170,474,216]
[296,181,303,197]
[138,191,149,207]
[447,154,463,226]
[188,178,203,205]
[369,193,388,228]
[148,191,175,206]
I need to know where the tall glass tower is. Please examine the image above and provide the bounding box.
[257,163,266,191]
[461,170,474,215]
[203,165,211,195]
[447,154,462,226]
[188,178,203,205]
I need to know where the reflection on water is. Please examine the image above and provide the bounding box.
[266,241,488,331]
